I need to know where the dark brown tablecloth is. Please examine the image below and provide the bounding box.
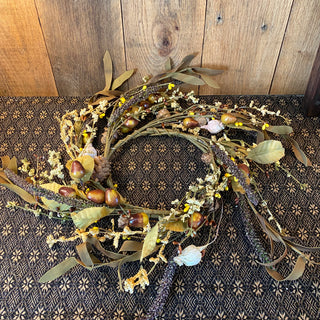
[0,95,319,320]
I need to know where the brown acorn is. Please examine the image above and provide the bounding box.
[139,100,151,109]
[220,113,237,125]
[183,117,199,128]
[120,125,132,134]
[128,212,149,228]
[87,189,105,204]
[70,160,85,179]
[105,188,120,207]
[237,163,250,176]
[148,93,161,104]
[123,117,139,129]
[188,212,204,230]
[59,186,77,198]
[156,108,171,119]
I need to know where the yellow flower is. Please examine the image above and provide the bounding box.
[224,173,231,178]
[184,204,190,212]
[225,186,229,191]
[233,177,239,182]
[168,83,175,90]
[99,113,105,119]
[215,193,221,198]
[262,123,270,130]
[120,97,126,104]
[189,111,195,116]
[114,184,118,188]
[230,157,235,162]
[142,85,147,91]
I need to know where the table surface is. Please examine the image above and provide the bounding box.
[0,95,319,320]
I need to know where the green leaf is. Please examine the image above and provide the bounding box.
[140,223,158,261]
[103,50,113,90]
[39,257,79,283]
[172,72,205,85]
[267,125,293,135]
[191,67,224,76]
[111,69,135,90]
[72,206,113,230]
[246,140,285,164]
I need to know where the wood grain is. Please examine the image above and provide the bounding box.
[270,0,320,95]
[35,0,126,96]
[121,0,207,91]
[0,0,57,96]
[200,0,293,95]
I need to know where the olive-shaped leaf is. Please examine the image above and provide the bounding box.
[246,140,285,164]
[140,223,158,261]
[72,206,113,230]
[267,125,293,135]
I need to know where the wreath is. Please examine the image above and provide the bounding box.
[1,53,319,311]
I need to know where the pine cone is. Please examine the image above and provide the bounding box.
[91,156,111,182]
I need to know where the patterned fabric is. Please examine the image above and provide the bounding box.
[0,95,319,320]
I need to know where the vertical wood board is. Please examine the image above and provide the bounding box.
[35,0,126,96]
[0,0,57,96]
[200,0,293,95]
[270,0,320,95]
[121,0,207,91]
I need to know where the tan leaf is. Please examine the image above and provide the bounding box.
[246,140,285,164]
[140,223,158,261]
[111,69,135,90]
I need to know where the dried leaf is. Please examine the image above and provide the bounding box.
[191,67,224,76]
[174,53,197,71]
[171,72,205,85]
[199,73,220,88]
[1,156,10,168]
[1,183,37,204]
[287,137,312,166]
[267,125,293,135]
[119,240,143,252]
[111,69,135,90]
[1,156,17,173]
[256,131,265,144]
[164,57,172,71]
[39,257,79,283]
[72,206,113,230]
[246,140,285,164]
[140,223,158,261]
[164,220,188,232]
[103,50,113,90]
[266,255,306,281]
[76,242,94,268]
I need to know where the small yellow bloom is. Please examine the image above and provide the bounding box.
[224,173,231,178]
[120,97,126,104]
[234,177,239,182]
[230,157,235,162]
[168,83,175,90]
[79,148,83,151]
[82,132,88,137]
[114,184,118,188]
[211,117,215,120]
[262,123,270,130]
[184,204,190,212]
[99,113,105,119]
[142,85,147,91]
[85,188,90,194]
[156,238,161,244]
[118,102,123,107]
[189,111,195,116]
[225,186,229,191]
[215,193,221,198]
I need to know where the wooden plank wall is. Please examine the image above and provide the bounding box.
[1,0,320,97]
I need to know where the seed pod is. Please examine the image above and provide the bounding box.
[87,189,105,204]
[129,212,149,228]
[70,160,85,179]
[123,117,139,129]
[59,186,77,198]
[221,113,237,125]
[105,188,120,207]
[183,117,199,128]
[188,212,204,230]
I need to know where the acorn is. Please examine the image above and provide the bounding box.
[139,100,151,109]
[128,212,149,228]
[59,186,77,198]
[87,189,105,204]
[105,188,120,207]
[120,125,132,134]
[183,117,199,128]
[220,113,237,125]
[188,212,204,230]
[156,108,171,119]
[237,163,250,176]
[70,160,85,179]
[130,105,140,113]
[123,117,139,129]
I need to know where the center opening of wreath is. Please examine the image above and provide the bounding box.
[110,135,208,210]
